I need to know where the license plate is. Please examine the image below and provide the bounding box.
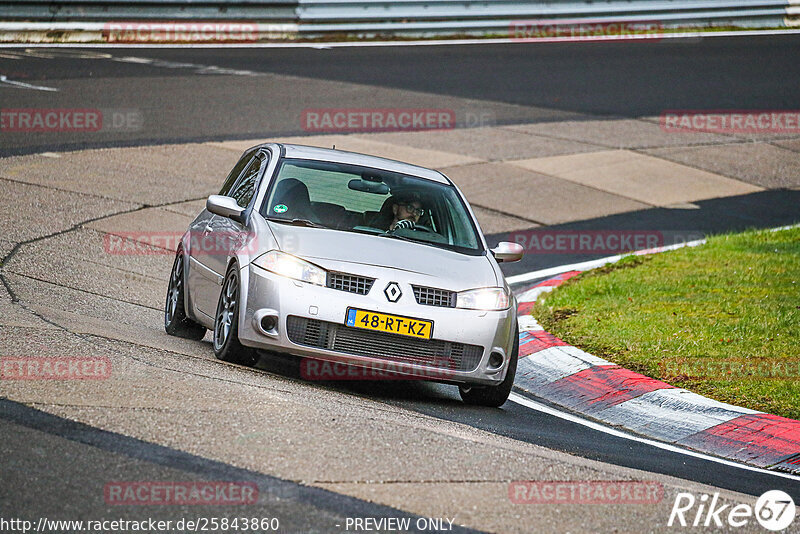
[345,308,433,340]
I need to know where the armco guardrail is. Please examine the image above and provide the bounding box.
[297,0,791,36]
[297,0,788,22]
[0,0,298,21]
[0,0,795,41]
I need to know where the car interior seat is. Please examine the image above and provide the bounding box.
[270,178,313,221]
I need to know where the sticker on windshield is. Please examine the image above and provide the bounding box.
[273,204,288,214]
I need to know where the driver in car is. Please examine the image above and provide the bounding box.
[388,192,425,231]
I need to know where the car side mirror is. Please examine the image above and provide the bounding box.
[491,241,523,263]
[207,195,245,223]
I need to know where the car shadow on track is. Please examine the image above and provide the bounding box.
[491,188,800,277]
[253,349,465,405]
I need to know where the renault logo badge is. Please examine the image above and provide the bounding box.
[384,282,402,302]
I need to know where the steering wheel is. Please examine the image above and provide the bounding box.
[412,224,434,233]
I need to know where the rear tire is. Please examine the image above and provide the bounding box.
[213,265,259,367]
[459,324,519,407]
[164,250,206,340]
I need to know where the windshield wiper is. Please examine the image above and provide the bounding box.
[378,231,423,244]
[267,217,327,229]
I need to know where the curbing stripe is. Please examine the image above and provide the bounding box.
[771,453,800,475]
[537,365,676,414]
[535,270,582,286]
[516,301,536,316]
[516,345,613,388]
[592,388,760,443]
[514,272,581,310]
[509,392,800,481]
[678,414,800,469]
[517,314,544,332]
[512,228,800,470]
[519,330,568,357]
[516,285,556,306]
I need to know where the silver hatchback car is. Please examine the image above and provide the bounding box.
[165,143,523,406]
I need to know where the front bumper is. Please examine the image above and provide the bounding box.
[238,264,517,386]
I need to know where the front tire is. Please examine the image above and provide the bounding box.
[165,250,206,340]
[213,265,259,367]
[459,324,519,407]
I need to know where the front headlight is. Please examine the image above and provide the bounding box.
[455,287,510,311]
[252,250,327,286]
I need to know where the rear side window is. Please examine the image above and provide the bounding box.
[218,152,254,196]
[229,154,267,208]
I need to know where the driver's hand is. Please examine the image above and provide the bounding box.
[392,219,416,230]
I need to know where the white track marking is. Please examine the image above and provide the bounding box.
[508,392,800,482]
[19,48,112,59]
[771,223,800,232]
[107,55,263,76]
[2,29,800,48]
[508,254,625,285]
[0,74,58,91]
[508,239,708,285]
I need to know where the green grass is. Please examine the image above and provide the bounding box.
[532,227,800,420]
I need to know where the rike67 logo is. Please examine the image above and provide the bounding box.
[668,490,795,531]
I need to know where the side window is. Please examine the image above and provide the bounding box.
[229,153,267,208]
[218,152,254,196]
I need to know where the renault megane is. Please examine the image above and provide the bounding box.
[164,143,523,406]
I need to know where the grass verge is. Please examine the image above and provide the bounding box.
[532,227,800,420]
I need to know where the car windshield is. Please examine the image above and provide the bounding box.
[260,158,483,255]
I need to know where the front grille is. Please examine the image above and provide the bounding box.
[412,285,456,308]
[286,316,483,372]
[327,272,375,295]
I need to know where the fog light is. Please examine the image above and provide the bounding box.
[253,309,280,338]
[488,352,504,369]
[260,316,277,332]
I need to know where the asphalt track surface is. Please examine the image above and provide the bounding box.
[2,35,800,154]
[2,36,800,277]
[252,354,800,501]
[1,399,477,533]
[2,35,800,530]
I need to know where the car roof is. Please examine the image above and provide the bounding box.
[253,143,451,185]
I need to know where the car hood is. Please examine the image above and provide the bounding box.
[267,222,498,290]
